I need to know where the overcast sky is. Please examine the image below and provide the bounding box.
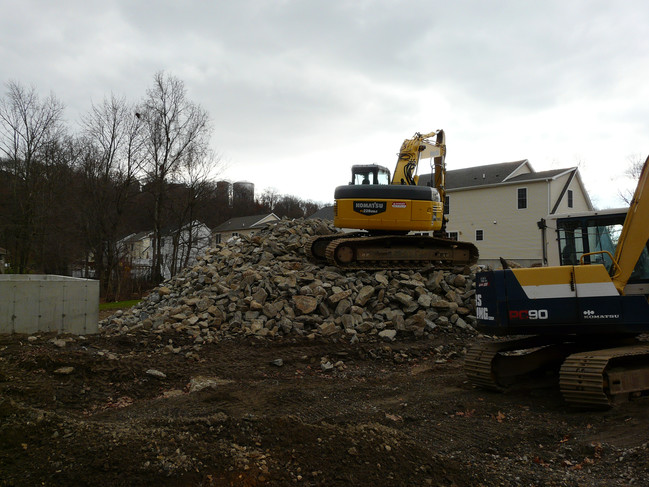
[2,0,648,209]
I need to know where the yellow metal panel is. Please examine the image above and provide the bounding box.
[512,266,574,286]
[572,265,613,284]
[334,198,440,232]
[512,264,618,300]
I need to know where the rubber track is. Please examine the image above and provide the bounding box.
[323,235,479,270]
[465,336,563,391]
[560,343,649,408]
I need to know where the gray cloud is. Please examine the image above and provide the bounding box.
[2,0,649,205]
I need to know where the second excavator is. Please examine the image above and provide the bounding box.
[307,130,479,269]
[466,154,649,408]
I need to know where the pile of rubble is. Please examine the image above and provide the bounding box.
[101,219,480,343]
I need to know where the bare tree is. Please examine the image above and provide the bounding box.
[301,199,321,218]
[137,72,212,282]
[164,148,219,277]
[258,187,280,212]
[78,94,143,298]
[274,195,304,218]
[619,154,645,205]
[0,81,65,272]
[33,135,85,274]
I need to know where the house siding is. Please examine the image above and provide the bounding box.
[550,173,591,214]
[446,182,549,266]
[506,161,533,179]
[421,163,593,268]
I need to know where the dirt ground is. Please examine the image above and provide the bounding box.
[2,314,649,486]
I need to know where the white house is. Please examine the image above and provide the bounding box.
[419,160,593,267]
[118,220,212,279]
[118,230,154,278]
[160,221,212,279]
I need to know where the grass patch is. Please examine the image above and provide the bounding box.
[99,299,141,310]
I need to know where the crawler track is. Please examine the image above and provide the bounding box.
[305,232,364,263]
[467,337,649,408]
[560,343,649,408]
[307,234,479,270]
[465,336,574,391]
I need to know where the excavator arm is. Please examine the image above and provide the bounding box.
[391,130,446,199]
[612,154,649,294]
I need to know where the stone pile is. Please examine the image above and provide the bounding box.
[101,219,479,343]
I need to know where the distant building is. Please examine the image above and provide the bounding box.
[212,213,280,245]
[233,181,255,205]
[306,206,334,221]
[216,180,233,207]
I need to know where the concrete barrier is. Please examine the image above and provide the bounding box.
[0,275,99,334]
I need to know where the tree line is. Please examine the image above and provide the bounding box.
[0,73,324,299]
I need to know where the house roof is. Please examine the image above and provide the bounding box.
[307,206,334,221]
[418,160,574,190]
[161,220,209,237]
[505,168,573,184]
[119,230,152,245]
[212,213,279,232]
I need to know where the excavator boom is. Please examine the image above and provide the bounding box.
[391,130,446,192]
[613,155,649,293]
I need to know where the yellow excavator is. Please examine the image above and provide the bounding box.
[466,154,649,408]
[307,130,479,269]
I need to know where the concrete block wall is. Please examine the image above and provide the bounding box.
[0,275,99,334]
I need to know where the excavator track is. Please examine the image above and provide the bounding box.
[305,233,364,263]
[467,336,649,408]
[465,336,575,391]
[560,343,649,408]
[321,235,479,270]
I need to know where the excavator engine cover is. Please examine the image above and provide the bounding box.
[334,184,443,232]
[475,267,649,336]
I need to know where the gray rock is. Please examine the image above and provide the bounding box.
[54,366,75,375]
[355,285,375,306]
[146,369,167,379]
[100,218,479,344]
[318,321,339,336]
[321,361,334,372]
[378,329,397,341]
[188,376,232,392]
[328,289,352,304]
[293,295,318,314]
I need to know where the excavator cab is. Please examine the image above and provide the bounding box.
[554,211,649,292]
[350,164,391,185]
